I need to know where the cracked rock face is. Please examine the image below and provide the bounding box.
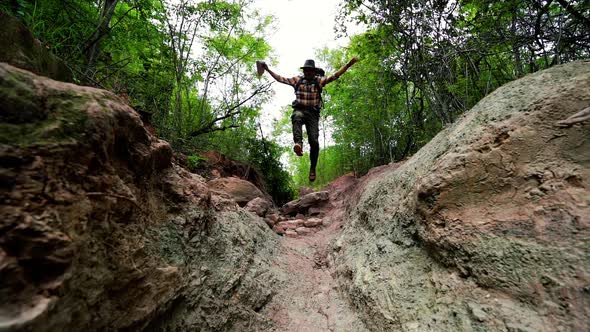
[333,60,590,331]
[2,52,588,332]
[0,63,281,331]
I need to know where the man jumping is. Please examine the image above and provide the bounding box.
[259,57,359,182]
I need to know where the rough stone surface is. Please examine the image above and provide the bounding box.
[199,150,268,196]
[267,213,280,223]
[284,230,298,238]
[0,12,72,82]
[3,47,589,332]
[332,60,590,331]
[275,220,303,231]
[260,193,370,332]
[206,176,266,207]
[281,191,330,215]
[298,186,314,197]
[0,64,281,332]
[272,224,286,235]
[304,218,323,228]
[264,217,275,228]
[307,207,322,216]
[245,196,273,217]
[295,227,312,235]
[321,172,358,204]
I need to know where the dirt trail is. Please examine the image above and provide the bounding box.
[261,208,369,332]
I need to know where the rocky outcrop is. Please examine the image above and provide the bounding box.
[206,176,268,207]
[245,197,273,217]
[2,53,588,332]
[332,60,590,331]
[0,12,72,82]
[199,150,268,194]
[264,190,337,238]
[0,63,280,331]
[281,191,330,215]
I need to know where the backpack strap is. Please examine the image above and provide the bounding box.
[294,76,323,109]
[294,76,322,94]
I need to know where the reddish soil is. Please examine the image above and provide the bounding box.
[261,194,369,332]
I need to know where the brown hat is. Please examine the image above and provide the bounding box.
[300,59,318,70]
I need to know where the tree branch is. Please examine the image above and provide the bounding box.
[190,124,240,136]
[190,82,272,137]
[555,0,590,30]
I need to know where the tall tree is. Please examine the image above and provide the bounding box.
[159,0,273,144]
[319,0,590,178]
[84,0,119,77]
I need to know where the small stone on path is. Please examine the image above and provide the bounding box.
[295,227,312,235]
[285,230,298,238]
[272,224,286,234]
[304,218,323,228]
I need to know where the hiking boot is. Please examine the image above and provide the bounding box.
[293,143,303,156]
[308,170,316,182]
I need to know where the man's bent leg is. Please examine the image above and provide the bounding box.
[291,110,305,156]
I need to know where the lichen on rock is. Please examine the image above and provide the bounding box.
[333,60,590,331]
[2,46,589,332]
[0,63,281,331]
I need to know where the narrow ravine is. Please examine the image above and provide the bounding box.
[261,208,369,332]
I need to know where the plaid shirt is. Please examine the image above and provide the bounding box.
[274,73,339,108]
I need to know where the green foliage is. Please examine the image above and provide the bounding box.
[5,0,588,199]
[159,0,274,145]
[5,0,290,202]
[313,0,590,183]
[288,144,354,189]
[244,137,295,206]
[186,154,207,172]
[199,124,295,205]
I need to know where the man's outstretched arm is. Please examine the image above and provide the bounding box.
[260,62,294,85]
[334,57,360,78]
[324,57,360,85]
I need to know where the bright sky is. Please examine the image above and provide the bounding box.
[252,0,360,136]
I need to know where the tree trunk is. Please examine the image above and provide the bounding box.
[511,13,523,77]
[174,75,184,135]
[85,0,119,78]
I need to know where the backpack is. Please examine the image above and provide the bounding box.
[293,73,324,110]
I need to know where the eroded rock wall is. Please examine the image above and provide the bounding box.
[0,12,72,82]
[333,60,590,331]
[0,63,279,331]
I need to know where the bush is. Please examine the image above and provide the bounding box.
[245,137,294,206]
[186,154,206,172]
